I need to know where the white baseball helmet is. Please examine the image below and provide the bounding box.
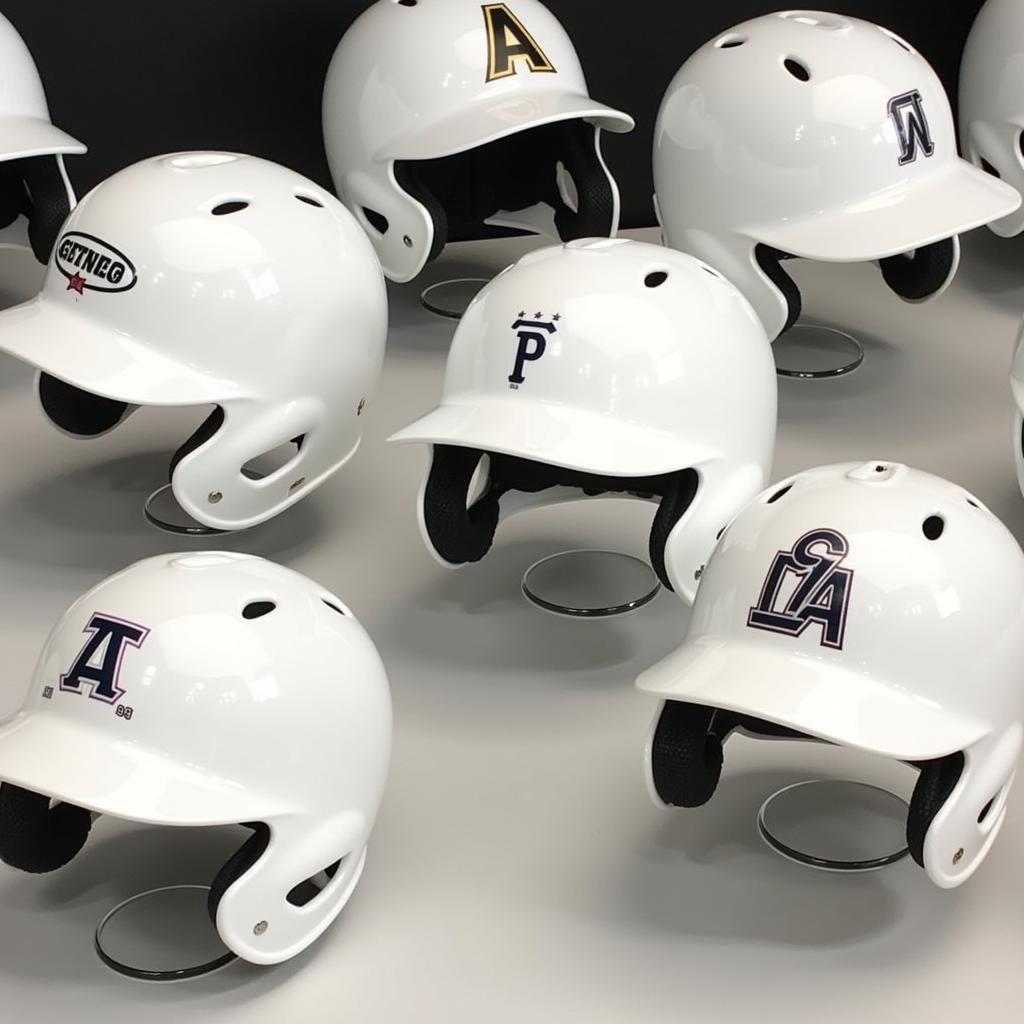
[0,152,387,532]
[323,0,634,282]
[0,552,392,965]
[638,461,1024,888]
[0,11,84,262]
[653,10,1021,340]
[960,0,1024,238]
[390,238,777,602]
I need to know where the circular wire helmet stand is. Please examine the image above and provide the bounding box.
[522,550,661,618]
[420,278,490,320]
[774,322,864,380]
[757,780,910,872]
[144,484,231,538]
[94,884,237,982]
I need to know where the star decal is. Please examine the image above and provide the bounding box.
[66,272,86,295]
[357,397,366,416]
[533,311,542,318]
[517,310,525,318]
[552,313,561,321]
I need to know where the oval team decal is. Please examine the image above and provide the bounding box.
[55,231,138,295]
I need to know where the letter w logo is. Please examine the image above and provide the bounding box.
[888,90,935,166]
[60,613,149,705]
[747,529,854,650]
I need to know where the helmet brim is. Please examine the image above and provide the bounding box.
[0,297,248,406]
[0,116,86,161]
[637,636,987,761]
[375,92,634,162]
[752,159,1020,262]
[390,395,716,477]
[0,712,285,825]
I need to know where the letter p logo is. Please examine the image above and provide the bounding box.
[508,317,557,386]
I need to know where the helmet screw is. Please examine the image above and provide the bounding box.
[208,491,223,505]
[402,234,413,247]
[953,848,964,866]
[253,920,268,936]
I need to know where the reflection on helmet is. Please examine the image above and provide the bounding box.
[391,238,777,603]
[0,552,392,965]
[0,152,388,532]
[323,0,634,282]
[0,12,85,263]
[639,461,1024,888]
[654,10,1020,339]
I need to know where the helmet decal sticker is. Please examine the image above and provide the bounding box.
[747,528,853,649]
[483,3,556,82]
[55,232,138,295]
[508,313,557,387]
[888,90,935,165]
[58,613,149,705]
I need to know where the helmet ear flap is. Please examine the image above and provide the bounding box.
[392,160,448,265]
[879,238,957,302]
[649,701,725,808]
[551,121,617,240]
[421,445,502,565]
[21,155,73,264]
[754,244,802,336]
[0,783,92,873]
[207,822,270,923]
[648,469,699,591]
[906,752,965,867]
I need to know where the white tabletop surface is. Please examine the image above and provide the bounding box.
[0,226,1023,1022]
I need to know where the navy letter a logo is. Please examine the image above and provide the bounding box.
[508,316,557,387]
[747,529,853,650]
[60,613,149,705]
[888,90,935,166]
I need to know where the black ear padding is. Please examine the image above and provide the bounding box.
[422,445,503,565]
[169,406,225,481]
[392,159,448,265]
[879,239,956,302]
[0,783,92,874]
[754,245,802,336]
[650,702,811,808]
[38,373,131,437]
[21,156,73,265]
[207,822,270,922]
[393,119,614,265]
[906,751,965,868]
[650,701,725,807]
[421,446,698,589]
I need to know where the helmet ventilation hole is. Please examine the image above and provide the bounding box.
[402,234,413,247]
[645,271,668,288]
[783,58,811,82]
[922,515,945,540]
[322,598,348,616]
[296,194,324,208]
[966,497,980,508]
[212,200,250,216]
[715,34,746,48]
[243,601,277,620]
[362,207,390,235]
[397,0,418,6]
[978,796,996,824]
[766,483,793,504]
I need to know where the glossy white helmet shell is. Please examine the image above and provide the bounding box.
[323,0,633,281]
[639,461,1024,887]
[654,10,1020,339]
[391,238,777,602]
[0,152,388,531]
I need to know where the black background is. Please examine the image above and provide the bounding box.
[5,0,985,232]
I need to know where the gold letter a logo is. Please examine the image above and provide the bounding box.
[483,3,556,82]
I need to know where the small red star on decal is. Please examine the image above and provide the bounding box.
[66,273,86,294]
